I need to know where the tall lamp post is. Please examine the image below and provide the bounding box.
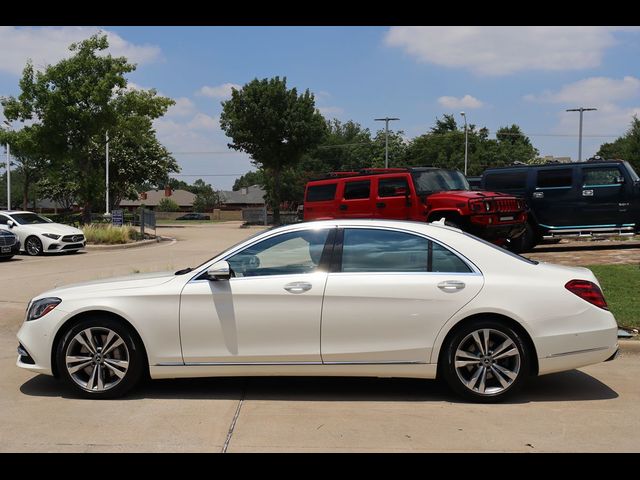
[374,117,400,168]
[460,112,468,175]
[105,131,110,215]
[2,120,12,210]
[566,107,597,162]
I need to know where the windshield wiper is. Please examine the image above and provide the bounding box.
[175,267,193,275]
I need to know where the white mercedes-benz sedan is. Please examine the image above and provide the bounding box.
[16,219,618,402]
[0,211,86,256]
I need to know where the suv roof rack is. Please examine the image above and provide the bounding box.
[311,166,455,181]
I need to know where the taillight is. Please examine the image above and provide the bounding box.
[565,280,609,310]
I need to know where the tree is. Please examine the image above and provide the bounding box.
[1,34,176,223]
[597,116,640,172]
[191,179,220,212]
[157,197,180,212]
[233,171,264,191]
[220,76,326,224]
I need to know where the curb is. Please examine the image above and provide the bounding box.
[619,339,640,353]
[85,236,174,251]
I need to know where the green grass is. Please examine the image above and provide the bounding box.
[82,224,142,244]
[587,264,640,328]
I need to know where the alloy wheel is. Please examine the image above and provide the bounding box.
[65,327,130,392]
[454,328,521,395]
[26,237,42,256]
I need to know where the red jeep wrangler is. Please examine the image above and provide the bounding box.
[303,167,527,245]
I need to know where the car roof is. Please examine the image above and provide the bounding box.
[0,210,35,215]
[484,160,624,172]
[269,218,462,235]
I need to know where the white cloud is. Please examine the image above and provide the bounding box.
[385,26,640,76]
[166,97,196,118]
[318,105,344,117]
[437,94,483,109]
[186,113,218,131]
[197,83,241,99]
[525,76,640,105]
[0,26,162,76]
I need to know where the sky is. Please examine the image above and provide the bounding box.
[1,26,640,190]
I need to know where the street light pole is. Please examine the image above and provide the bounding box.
[460,112,468,175]
[566,107,597,161]
[105,131,109,214]
[374,117,400,168]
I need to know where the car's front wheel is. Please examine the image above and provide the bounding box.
[56,317,145,399]
[441,320,530,403]
[25,236,43,256]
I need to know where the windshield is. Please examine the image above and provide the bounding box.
[412,170,470,194]
[10,213,52,225]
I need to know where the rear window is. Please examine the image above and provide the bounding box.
[484,171,527,191]
[306,183,337,202]
[536,169,573,188]
[343,180,371,200]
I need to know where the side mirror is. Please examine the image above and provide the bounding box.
[7,220,14,228]
[206,260,231,281]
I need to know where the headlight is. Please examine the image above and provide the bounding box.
[27,297,62,321]
[42,233,61,240]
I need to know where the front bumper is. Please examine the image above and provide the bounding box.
[468,218,527,242]
[0,241,20,257]
[16,307,69,376]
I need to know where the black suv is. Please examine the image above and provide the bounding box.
[481,159,640,251]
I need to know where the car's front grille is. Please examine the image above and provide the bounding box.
[0,235,17,247]
[62,234,85,243]
[494,198,522,213]
[62,243,84,250]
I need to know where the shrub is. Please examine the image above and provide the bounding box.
[82,224,141,244]
[157,197,180,212]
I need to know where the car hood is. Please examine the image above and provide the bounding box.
[426,190,517,200]
[16,222,83,236]
[38,271,178,298]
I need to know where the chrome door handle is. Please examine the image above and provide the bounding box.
[533,191,544,199]
[284,282,312,294]
[437,280,466,291]
[582,189,594,196]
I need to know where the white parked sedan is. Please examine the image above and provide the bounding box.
[0,211,86,256]
[16,219,618,402]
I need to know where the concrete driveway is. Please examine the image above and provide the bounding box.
[1,222,638,452]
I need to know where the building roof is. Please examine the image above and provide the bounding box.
[219,185,265,205]
[120,189,196,207]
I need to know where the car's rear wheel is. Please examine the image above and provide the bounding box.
[507,222,538,253]
[25,236,43,256]
[56,317,145,399]
[441,320,530,403]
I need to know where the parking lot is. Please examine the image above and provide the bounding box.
[1,222,639,452]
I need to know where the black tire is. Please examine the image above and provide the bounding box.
[441,319,530,403]
[25,236,43,256]
[56,316,145,399]
[0,256,13,261]
[507,222,538,253]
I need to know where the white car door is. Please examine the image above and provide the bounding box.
[321,227,484,364]
[179,227,334,364]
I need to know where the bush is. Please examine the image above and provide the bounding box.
[82,224,141,244]
[157,197,180,212]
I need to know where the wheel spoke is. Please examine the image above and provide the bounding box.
[104,358,128,368]
[493,347,519,360]
[491,365,511,389]
[68,360,92,374]
[478,366,487,394]
[104,361,127,379]
[87,364,98,390]
[455,359,481,368]
[76,329,97,354]
[493,363,518,381]
[66,355,92,364]
[482,329,490,357]
[464,365,484,390]
[97,365,104,390]
[455,349,480,361]
[492,338,516,358]
[103,338,124,356]
[471,331,485,355]
[102,330,116,352]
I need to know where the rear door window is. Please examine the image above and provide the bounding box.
[484,171,528,191]
[536,169,573,189]
[582,167,623,186]
[306,183,337,202]
[343,180,371,200]
[378,177,409,197]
